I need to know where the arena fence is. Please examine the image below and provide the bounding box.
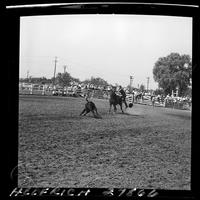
[164,99,191,110]
[19,83,191,110]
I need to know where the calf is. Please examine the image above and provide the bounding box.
[80,98,101,118]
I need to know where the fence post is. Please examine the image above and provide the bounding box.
[30,84,33,95]
[42,86,45,95]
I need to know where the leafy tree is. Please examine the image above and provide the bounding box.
[71,77,80,84]
[154,88,164,96]
[19,77,52,84]
[55,72,72,87]
[183,87,192,97]
[153,53,192,96]
[91,76,109,87]
[139,84,145,92]
[83,76,108,87]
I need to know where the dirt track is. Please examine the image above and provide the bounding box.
[18,95,191,189]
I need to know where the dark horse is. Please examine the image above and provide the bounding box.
[109,90,124,113]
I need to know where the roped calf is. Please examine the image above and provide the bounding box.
[80,98,101,118]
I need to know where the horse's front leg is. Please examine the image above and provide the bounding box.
[114,104,117,113]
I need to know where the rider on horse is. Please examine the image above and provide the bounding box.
[118,86,128,108]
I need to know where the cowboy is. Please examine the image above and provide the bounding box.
[118,86,128,108]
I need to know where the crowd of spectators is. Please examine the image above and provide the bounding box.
[163,94,191,109]
[19,82,191,110]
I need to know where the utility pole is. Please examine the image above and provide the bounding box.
[130,75,133,87]
[63,65,67,73]
[26,70,29,79]
[26,70,31,82]
[53,56,58,88]
[147,77,150,91]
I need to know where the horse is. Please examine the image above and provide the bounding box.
[109,90,124,113]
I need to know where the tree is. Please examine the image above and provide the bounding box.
[19,77,52,84]
[154,88,164,96]
[139,84,145,92]
[55,72,72,87]
[91,76,109,87]
[184,87,192,97]
[71,77,80,84]
[83,76,108,88]
[153,53,192,96]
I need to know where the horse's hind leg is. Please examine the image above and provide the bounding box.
[120,104,124,113]
[95,108,101,118]
[94,108,98,116]
[114,105,117,113]
[109,103,112,113]
[91,110,96,117]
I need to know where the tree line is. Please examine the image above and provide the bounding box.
[20,52,192,97]
[19,73,110,88]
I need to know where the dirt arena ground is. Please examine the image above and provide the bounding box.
[18,95,191,189]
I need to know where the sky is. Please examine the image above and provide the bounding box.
[20,14,192,89]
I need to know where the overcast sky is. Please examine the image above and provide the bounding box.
[20,14,192,89]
